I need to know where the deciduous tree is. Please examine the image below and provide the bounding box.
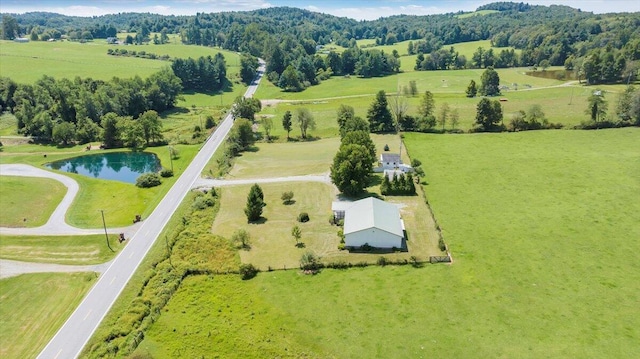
[295,108,315,139]
[282,110,292,140]
[330,144,373,196]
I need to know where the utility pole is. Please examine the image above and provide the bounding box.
[169,146,174,172]
[100,210,113,252]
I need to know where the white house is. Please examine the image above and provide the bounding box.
[380,153,401,169]
[343,197,404,249]
[376,153,413,173]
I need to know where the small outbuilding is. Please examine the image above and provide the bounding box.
[343,197,404,249]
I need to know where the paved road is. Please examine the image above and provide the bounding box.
[0,164,141,236]
[37,60,266,359]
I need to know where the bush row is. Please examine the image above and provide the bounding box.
[85,190,235,358]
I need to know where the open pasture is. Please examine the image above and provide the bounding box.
[256,65,615,130]
[136,128,639,359]
[0,39,241,84]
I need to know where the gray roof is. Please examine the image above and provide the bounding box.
[343,197,403,237]
[380,153,401,163]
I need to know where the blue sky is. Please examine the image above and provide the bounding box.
[1,0,638,20]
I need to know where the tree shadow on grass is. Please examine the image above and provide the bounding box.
[283,200,296,205]
[295,242,306,248]
[248,217,268,225]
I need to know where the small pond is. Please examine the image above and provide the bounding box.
[46,152,162,184]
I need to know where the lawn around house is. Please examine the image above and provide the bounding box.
[0,176,66,227]
[0,272,97,359]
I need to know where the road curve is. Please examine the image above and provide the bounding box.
[37,60,266,359]
[0,164,141,236]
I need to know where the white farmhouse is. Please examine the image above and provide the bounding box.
[343,197,404,249]
[376,153,413,173]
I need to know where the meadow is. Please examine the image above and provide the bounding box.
[0,39,242,84]
[127,127,640,359]
[0,272,97,359]
[254,64,610,132]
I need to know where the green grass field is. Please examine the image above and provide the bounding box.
[0,40,241,84]
[127,128,639,359]
[0,234,123,264]
[0,272,97,359]
[0,176,66,227]
[255,64,609,131]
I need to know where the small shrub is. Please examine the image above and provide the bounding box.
[328,214,336,225]
[411,158,422,167]
[231,229,250,249]
[136,173,162,188]
[281,191,294,204]
[205,115,215,129]
[438,237,447,252]
[194,125,202,133]
[192,195,214,210]
[384,144,390,151]
[239,263,258,280]
[338,243,346,250]
[360,243,373,252]
[160,168,173,177]
[377,256,388,266]
[209,187,217,197]
[297,212,310,223]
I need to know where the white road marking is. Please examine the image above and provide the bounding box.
[83,309,92,321]
[110,276,116,285]
[53,349,63,359]
[129,251,135,259]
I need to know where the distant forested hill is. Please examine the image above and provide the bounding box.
[2,2,639,82]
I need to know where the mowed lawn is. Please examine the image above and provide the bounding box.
[0,176,66,227]
[0,272,97,359]
[0,234,123,264]
[135,128,638,359]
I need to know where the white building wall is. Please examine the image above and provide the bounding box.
[345,228,402,248]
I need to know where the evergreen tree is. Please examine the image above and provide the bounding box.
[381,173,392,195]
[367,90,394,133]
[466,80,478,97]
[244,184,266,222]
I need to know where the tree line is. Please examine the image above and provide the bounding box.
[5,3,636,85]
[0,68,181,145]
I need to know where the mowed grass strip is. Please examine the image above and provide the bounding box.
[0,176,66,227]
[0,234,123,264]
[0,272,97,359]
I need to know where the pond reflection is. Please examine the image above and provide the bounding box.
[46,152,161,184]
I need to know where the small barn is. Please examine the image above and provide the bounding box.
[343,197,404,249]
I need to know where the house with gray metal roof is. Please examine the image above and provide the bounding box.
[343,197,404,249]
